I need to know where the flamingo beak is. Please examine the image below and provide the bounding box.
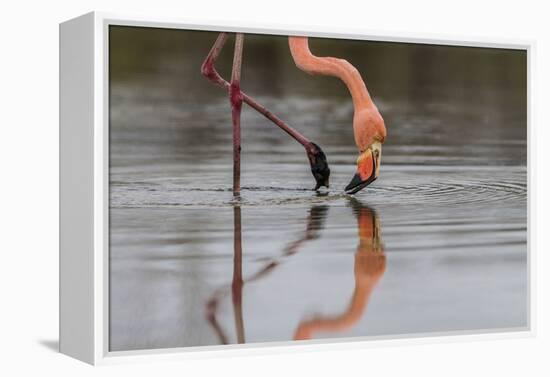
[345,142,382,195]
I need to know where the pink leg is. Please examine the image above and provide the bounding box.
[201,33,330,190]
[230,34,244,195]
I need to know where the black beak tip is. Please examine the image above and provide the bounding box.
[345,173,377,195]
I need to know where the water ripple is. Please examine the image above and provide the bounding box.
[110,166,526,209]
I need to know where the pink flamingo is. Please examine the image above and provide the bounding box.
[201,33,386,194]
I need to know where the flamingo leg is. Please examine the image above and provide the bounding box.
[230,34,244,194]
[202,33,311,147]
[201,33,330,190]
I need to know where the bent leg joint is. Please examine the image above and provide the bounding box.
[230,83,244,112]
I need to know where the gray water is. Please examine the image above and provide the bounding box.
[108,27,527,351]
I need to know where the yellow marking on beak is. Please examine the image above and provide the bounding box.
[371,141,382,177]
[357,141,382,179]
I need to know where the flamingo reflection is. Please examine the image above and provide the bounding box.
[205,199,385,343]
[294,198,385,340]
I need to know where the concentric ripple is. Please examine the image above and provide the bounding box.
[110,165,526,209]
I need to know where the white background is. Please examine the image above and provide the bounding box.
[1,0,548,375]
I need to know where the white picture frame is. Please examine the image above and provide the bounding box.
[59,11,534,365]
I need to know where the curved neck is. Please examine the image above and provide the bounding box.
[288,36,374,111]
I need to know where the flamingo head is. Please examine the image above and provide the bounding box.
[345,140,382,194]
[307,142,331,190]
[345,107,386,195]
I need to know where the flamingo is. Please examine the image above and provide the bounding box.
[201,33,386,194]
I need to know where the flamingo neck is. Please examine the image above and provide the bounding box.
[288,36,374,112]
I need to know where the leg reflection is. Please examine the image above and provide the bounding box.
[205,204,330,344]
[293,198,386,340]
[206,206,245,344]
[284,205,329,256]
[232,206,245,343]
